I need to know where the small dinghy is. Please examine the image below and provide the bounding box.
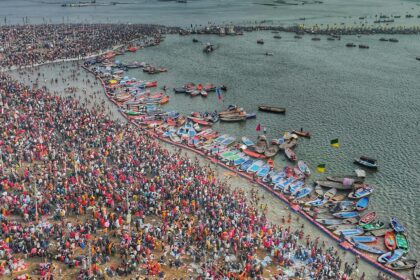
[359,211,377,225]
[385,259,417,271]
[324,188,337,200]
[240,159,254,171]
[354,156,378,169]
[316,180,353,190]
[316,219,343,226]
[305,198,328,207]
[294,185,313,199]
[247,160,264,173]
[351,235,377,243]
[355,197,369,211]
[333,228,364,237]
[355,243,386,255]
[242,137,255,147]
[348,185,374,199]
[360,221,385,231]
[378,249,406,264]
[292,129,311,138]
[396,233,409,251]
[390,217,406,233]
[333,211,359,219]
[297,161,311,176]
[385,231,397,251]
[284,148,297,161]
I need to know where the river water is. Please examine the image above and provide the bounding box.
[1,0,420,265]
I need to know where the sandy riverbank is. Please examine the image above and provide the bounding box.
[5,59,393,279]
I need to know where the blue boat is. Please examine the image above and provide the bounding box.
[241,136,255,147]
[351,236,377,243]
[221,136,236,146]
[188,128,196,138]
[305,198,328,207]
[234,155,249,166]
[214,134,229,143]
[356,197,369,211]
[316,218,343,225]
[177,127,187,136]
[294,185,313,199]
[348,185,374,199]
[240,159,254,171]
[271,172,286,185]
[247,160,264,173]
[355,243,386,255]
[332,211,359,219]
[274,177,294,191]
[257,164,270,177]
[262,170,278,183]
[390,217,406,233]
[378,249,406,264]
[333,228,364,236]
[286,180,304,195]
[163,128,176,137]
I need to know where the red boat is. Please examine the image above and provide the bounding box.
[359,211,376,225]
[284,148,297,161]
[384,231,397,251]
[187,116,212,126]
[127,47,138,52]
[145,81,158,88]
[243,148,267,159]
[292,130,311,138]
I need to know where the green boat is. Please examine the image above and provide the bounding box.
[396,233,409,251]
[125,110,142,116]
[220,151,236,160]
[360,221,385,231]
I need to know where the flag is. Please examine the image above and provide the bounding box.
[330,138,339,148]
[216,87,222,101]
[316,164,326,173]
[256,123,261,132]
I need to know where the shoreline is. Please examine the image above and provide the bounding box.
[80,62,410,280]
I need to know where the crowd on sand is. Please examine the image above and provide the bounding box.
[0,24,179,69]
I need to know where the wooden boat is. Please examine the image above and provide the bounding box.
[355,197,369,211]
[187,116,212,126]
[255,135,268,154]
[351,236,377,243]
[333,228,364,237]
[257,39,264,44]
[348,185,374,199]
[385,231,397,251]
[264,144,279,157]
[385,259,417,271]
[396,233,409,251]
[219,116,247,122]
[242,148,267,159]
[297,161,311,176]
[316,219,343,226]
[241,137,255,147]
[294,185,313,199]
[316,180,353,190]
[391,217,406,233]
[258,105,286,114]
[360,221,385,231]
[278,138,298,149]
[414,262,420,279]
[284,148,297,161]
[378,249,406,264]
[333,211,359,219]
[324,188,337,200]
[355,243,386,255]
[354,156,378,169]
[292,130,311,138]
[327,175,364,183]
[359,212,377,225]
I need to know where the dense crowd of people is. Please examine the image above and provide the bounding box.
[0,24,179,69]
[0,66,374,279]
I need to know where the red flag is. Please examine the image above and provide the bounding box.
[256,124,261,132]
